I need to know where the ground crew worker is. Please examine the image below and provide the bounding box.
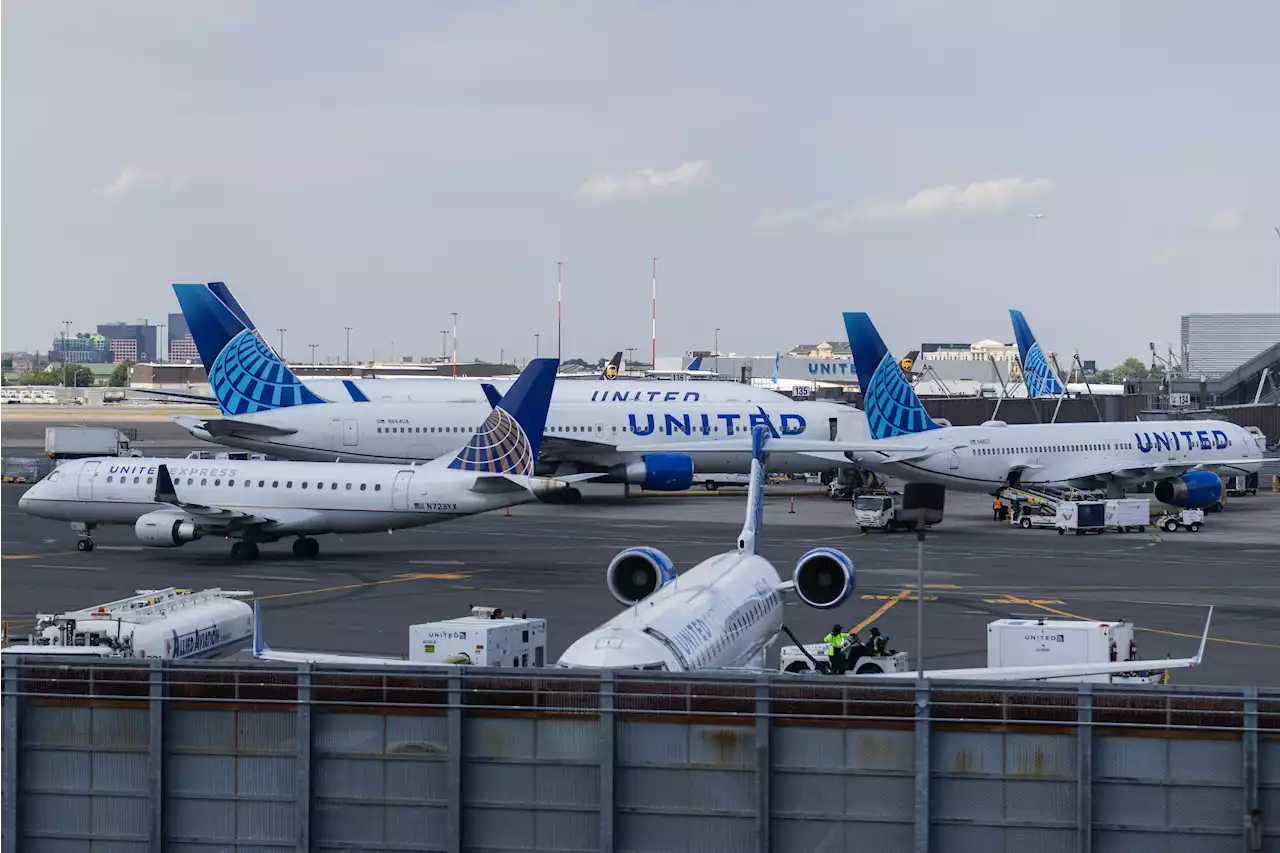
[824,624,850,674]
[868,627,889,657]
[993,498,1003,521]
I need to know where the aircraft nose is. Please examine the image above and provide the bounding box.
[18,488,33,512]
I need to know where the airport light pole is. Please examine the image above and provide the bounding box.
[439,330,448,360]
[157,323,166,363]
[715,327,720,374]
[626,347,637,373]
[309,344,318,364]
[535,334,540,359]
[344,327,353,365]
[276,328,287,361]
[451,312,458,377]
[61,321,71,388]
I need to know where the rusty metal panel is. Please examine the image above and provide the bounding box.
[933,730,1004,776]
[23,705,91,746]
[688,725,753,767]
[313,712,384,755]
[535,718,600,760]
[1095,736,1169,779]
[238,711,296,754]
[616,721,688,763]
[386,713,448,755]
[465,716,536,758]
[92,707,149,750]
[1004,733,1075,778]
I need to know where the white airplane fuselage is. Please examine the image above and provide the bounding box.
[558,552,787,671]
[19,456,534,536]
[184,399,867,477]
[854,420,1264,491]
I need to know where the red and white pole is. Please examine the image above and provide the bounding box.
[651,257,658,366]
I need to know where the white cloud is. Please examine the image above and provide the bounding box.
[860,177,1054,221]
[1206,207,1243,231]
[575,160,707,202]
[753,203,831,232]
[95,166,188,201]
[1152,247,1179,267]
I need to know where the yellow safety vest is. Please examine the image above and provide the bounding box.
[824,633,848,656]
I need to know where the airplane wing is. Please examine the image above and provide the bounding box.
[614,438,939,457]
[200,419,299,439]
[130,388,220,406]
[1059,459,1261,485]
[251,601,466,666]
[154,464,271,528]
[873,608,1211,682]
[469,472,605,494]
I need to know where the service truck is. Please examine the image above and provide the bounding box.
[1010,501,1057,530]
[987,618,1165,684]
[779,642,912,675]
[410,606,547,667]
[45,427,140,460]
[1226,474,1259,497]
[853,494,940,532]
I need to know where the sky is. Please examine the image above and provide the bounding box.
[3,1,1278,367]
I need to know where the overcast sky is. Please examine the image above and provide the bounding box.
[4,2,1277,367]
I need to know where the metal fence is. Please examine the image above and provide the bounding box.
[3,659,1277,853]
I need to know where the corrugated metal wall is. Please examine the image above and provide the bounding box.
[3,662,1278,853]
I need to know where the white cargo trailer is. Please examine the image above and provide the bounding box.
[409,606,547,667]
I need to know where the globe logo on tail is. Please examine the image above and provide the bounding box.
[863,352,940,439]
[448,407,534,475]
[209,329,324,415]
[1022,342,1064,397]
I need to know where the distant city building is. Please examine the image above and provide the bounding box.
[97,322,157,364]
[1181,313,1280,377]
[166,312,199,362]
[785,341,852,359]
[920,340,1017,362]
[52,333,110,364]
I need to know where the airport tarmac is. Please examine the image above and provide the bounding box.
[3,483,1278,686]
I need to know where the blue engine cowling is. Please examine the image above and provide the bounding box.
[607,547,677,606]
[792,548,855,609]
[615,454,695,491]
[1154,471,1223,509]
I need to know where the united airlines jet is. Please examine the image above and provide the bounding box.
[1011,310,1126,397]
[19,360,590,560]
[167,283,876,490]
[844,312,1265,507]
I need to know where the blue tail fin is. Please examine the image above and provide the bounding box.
[1009,310,1065,397]
[737,425,770,554]
[173,283,325,415]
[447,358,558,475]
[843,312,941,439]
[207,281,257,332]
[685,355,704,371]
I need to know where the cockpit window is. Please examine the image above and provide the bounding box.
[46,471,61,482]
[636,662,669,671]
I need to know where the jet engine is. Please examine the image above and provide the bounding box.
[134,512,203,548]
[611,454,695,491]
[606,547,676,605]
[1153,471,1223,509]
[792,548,855,609]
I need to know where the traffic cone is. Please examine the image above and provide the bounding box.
[505,506,511,517]
[789,497,796,514]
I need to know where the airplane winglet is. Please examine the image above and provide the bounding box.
[481,384,503,409]
[155,464,179,504]
[1192,606,1213,666]
[252,599,270,656]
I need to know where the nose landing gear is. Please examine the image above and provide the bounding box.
[71,522,95,552]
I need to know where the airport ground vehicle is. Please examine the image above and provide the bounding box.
[45,427,139,460]
[1105,498,1151,532]
[253,605,546,667]
[1156,509,1204,532]
[779,642,911,675]
[1,588,253,660]
[987,618,1166,684]
[853,494,937,532]
[1226,473,1259,497]
[1056,500,1107,535]
[1010,500,1057,530]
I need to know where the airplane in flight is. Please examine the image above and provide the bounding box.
[1010,310,1125,397]
[843,312,1266,507]
[166,283,877,491]
[18,359,593,560]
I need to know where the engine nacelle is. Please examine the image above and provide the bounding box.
[134,512,203,548]
[792,548,855,610]
[613,454,695,491]
[606,547,676,606]
[1154,471,1223,509]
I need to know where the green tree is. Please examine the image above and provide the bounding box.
[109,359,136,387]
[1111,358,1149,383]
[19,364,96,387]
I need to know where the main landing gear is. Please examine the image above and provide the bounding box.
[72,522,95,552]
[291,537,320,559]
[231,541,260,561]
